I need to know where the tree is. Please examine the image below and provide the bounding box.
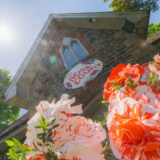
[148,22,160,36]
[0,69,19,131]
[104,0,159,12]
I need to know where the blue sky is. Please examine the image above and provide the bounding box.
[0,0,159,77]
[0,0,110,76]
[0,0,160,116]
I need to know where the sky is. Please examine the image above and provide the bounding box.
[0,0,110,76]
[0,0,159,76]
[0,0,159,116]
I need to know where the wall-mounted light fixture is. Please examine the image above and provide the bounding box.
[89,18,96,23]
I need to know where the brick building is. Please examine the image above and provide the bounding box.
[0,11,160,159]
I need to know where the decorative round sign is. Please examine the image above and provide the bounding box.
[64,59,103,89]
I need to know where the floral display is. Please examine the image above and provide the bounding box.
[104,54,160,160]
[6,54,160,160]
[103,63,145,102]
[6,94,106,160]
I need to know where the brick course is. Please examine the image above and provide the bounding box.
[29,26,158,119]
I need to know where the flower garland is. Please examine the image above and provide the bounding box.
[103,54,160,160]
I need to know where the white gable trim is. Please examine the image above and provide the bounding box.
[4,14,54,102]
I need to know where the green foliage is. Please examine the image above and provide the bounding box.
[0,100,20,131]
[149,71,158,85]
[148,22,160,36]
[101,100,108,107]
[104,0,159,12]
[110,80,124,90]
[36,116,59,145]
[0,68,20,131]
[125,76,138,88]
[6,138,33,160]
[0,68,11,96]
[6,116,60,160]
[98,112,108,129]
[110,75,138,90]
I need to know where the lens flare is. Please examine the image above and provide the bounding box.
[0,25,12,42]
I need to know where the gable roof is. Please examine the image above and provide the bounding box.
[4,11,150,109]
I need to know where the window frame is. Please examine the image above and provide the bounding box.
[59,37,89,69]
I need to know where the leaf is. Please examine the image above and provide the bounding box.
[46,137,53,142]
[110,80,119,85]
[110,80,123,90]
[46,133,53,142]
[45,119,50,127]
[10,146,21,151]
[37,133,45,140]
[33,141,39,151]
[128,75,133,84]
[50,118,56,124]
[6,138,33,160]
[41,115,45,123]
[5,140,15,146]
[49,124,60,132]
[39,119,44,127]
[101,100,107,104]
[12,138,21,145]
[35,126,41,129]
[7,149,19,160]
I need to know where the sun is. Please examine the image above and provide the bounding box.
[0,25,12,43]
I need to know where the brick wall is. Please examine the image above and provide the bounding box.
[29,26,158,119]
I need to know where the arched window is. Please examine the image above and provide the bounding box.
[59,37,89,69]
[63,46,76,67]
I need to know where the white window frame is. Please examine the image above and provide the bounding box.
[59,37,89,69]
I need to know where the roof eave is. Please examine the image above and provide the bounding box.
[50,11,149,19]
[4,14,54,106]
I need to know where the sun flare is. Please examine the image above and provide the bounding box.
[0,25,12,43]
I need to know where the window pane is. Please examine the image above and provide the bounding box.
[64,47,76,67]
[72,42,87,61]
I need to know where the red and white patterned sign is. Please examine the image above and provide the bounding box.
[64,59,103,89]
